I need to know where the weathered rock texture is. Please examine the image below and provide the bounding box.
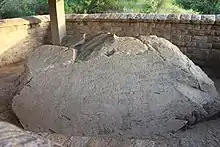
[13,33,220,139]
[0,121,61,146]
[2,117,220,147]
[38,117,220,147]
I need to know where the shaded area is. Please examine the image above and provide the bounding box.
[0,60,28,128]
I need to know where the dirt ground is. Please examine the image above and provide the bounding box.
[0,61,26,127]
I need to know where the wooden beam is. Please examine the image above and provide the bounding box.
[48,0,66,45]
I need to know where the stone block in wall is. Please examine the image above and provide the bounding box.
[215,14,220,25]
[100,22,114,32]
[215,31,220,36]
[171,34,181,41]
[167,14,180,23]
[127,22,141,36]
[180,14,192,23]
[192,36,208,42]
[200,25,212,30]
[151,29,165,37]
[139,23,152,36]
[66,23,73,30]
[187,48,210,60]
[196,42,212,49]
[177,24,194,30]
[208,36,220,43]
[211,25,220,31]
[112,26,123,34]
[212,43,220,50]
[189,30,204,36]
[191,15,202,24]
[86,22,102,32]
[143,14,156,22]
[181,35,192,42]
[204,30,215,36]
[171,24,189,35]
[193,25,200,30]
[189,30,215,36]
[155,23,171,30]
[201,15,215,24]
[185,42,197,48]
[171,35,191,43]
[209,49,220,61]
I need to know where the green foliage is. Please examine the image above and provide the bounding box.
[64,0,121,13]
[0,0,205,19]
[1,0,33,18]
[0,0,6,10]
[176,0,220,14]
[155,0,196,14]
[34,0,48,15]
[0,0,48,18]
[117,0,195,14]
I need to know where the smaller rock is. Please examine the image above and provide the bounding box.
[0,121,61,146]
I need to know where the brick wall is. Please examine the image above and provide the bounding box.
[66,13,220,67]
[0,15,51,66]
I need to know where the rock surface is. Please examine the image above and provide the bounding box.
[1,117,220,147]
[12,33,220,139]
[0,121,61,146]
[37,117,220,147]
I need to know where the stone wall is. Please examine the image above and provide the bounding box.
[0,14,220,67]
[66,13,220,67]
[0,15,51,66]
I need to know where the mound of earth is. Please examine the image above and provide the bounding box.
[12,33,220,139]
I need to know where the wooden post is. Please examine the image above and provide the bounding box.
[48,0,66,45]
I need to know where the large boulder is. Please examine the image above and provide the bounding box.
[12,33,220,139]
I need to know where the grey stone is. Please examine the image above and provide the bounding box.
[13,33,220,139]
[25,45,75,71]
[216,14,220,25]
[180,14,192,23]
[201,15,215,24]
[191,15,202,24]
[37,117,220,147]
[167,14,180,22]
[154,14,168,22]
[144,14,156,22]
[0,121,61,146]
